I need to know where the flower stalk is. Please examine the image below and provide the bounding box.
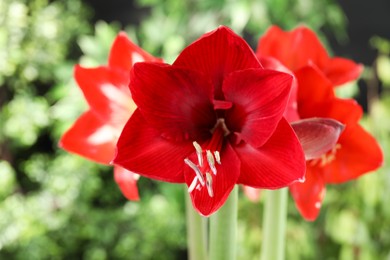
[209,187,238,260]
[260,188,288,260]
[185,186,208,260]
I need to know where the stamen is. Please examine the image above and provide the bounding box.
[188,176,198,193]
[184,158,205,186]
[205,172,214,197]
[214,151,221,164]
[193,141,203,167]
[206,150,217,175]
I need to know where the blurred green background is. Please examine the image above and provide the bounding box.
[1,0,389,259]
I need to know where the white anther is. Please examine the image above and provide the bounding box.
[193,141,203,167]
[188,176,198,193]
[214,151,221,164]
[206,150,217,175]
[205,172,214,197]
[184,158,205,186]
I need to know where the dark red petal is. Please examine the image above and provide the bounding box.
[291,118,345,160]
[114,166,140,201]
[74,65,134,126]
[224,69,293,148]
[185,142,240,216]
[235,118,306,188]
[114,109,195,183]
[257,26,328,71]
[323,58,364,86]
[173,26,261,99]
[260,56,300,122]
[108,32,162,71]
[59,111,116,164]
[295,65,334,118]
[321,124,383,183]
[130,62,216,141]
[289,166,326,221]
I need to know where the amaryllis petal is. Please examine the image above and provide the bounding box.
[114,109,194,183]
[324,57,364,86]
[108,32,162,71]
[260,56,300,122]
[295,66,334,118]
[242,186,261,202]
[130,62,216,141]
[235,118,305,188]
[59,111,116,164]
[291,118,345,160]
[173,26,261,99]
[184,142,240,216]
[257,25,328,71]
[114,166,140,201]
[74,65,134,126]
[289,167,326,221]
[223,69,293,148]
[321,124,383,183]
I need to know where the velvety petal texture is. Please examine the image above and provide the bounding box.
[257,25,363,86]
[61,32,161,201]
[115,26,306,216]
[235,118,305,188]
[130,62,216,141]
[174,26,262,99]
[223,69,293,147]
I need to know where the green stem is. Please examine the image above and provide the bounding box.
[209,187,238,260]
[185,187,208,260]
[260,188,288,260]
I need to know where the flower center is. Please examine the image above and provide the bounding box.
[309,143,342,167]
[184,120,227,197]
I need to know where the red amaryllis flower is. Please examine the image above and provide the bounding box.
[256,25,363,86]
[290,66,383,220]
[60,32,161,201]
[114,26,306,216]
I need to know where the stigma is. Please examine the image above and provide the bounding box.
[184,141,221,197]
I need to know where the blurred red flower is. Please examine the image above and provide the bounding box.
[60,32,161,201]
[114,26,306,216]
[257,26,383,220]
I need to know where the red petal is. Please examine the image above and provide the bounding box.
[295,65,334,118]
[173,26,261,99]
[223,69,293,148]
[260,56,300,122]
[185,142,240,216]
[59,111,116,164]
[114,109,195,183]
[130,62,216,142]
[321,124,383,183]
[324,57,364,86]
[74,65,134,126]
[235,118,306,188]
[108,32,162,71]
[114,166,140,201]
[289,166,326,221]
[291,118,345,160]
[257,26,328,71]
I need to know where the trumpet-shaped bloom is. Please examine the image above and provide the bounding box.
[60,32,161,200]
[256,25,363,86]
[257,28,383,220]
[114,26,306,216]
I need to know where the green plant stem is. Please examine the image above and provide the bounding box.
[185,187,208,260]
[260,188,288,260]
[209,187,238,260]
